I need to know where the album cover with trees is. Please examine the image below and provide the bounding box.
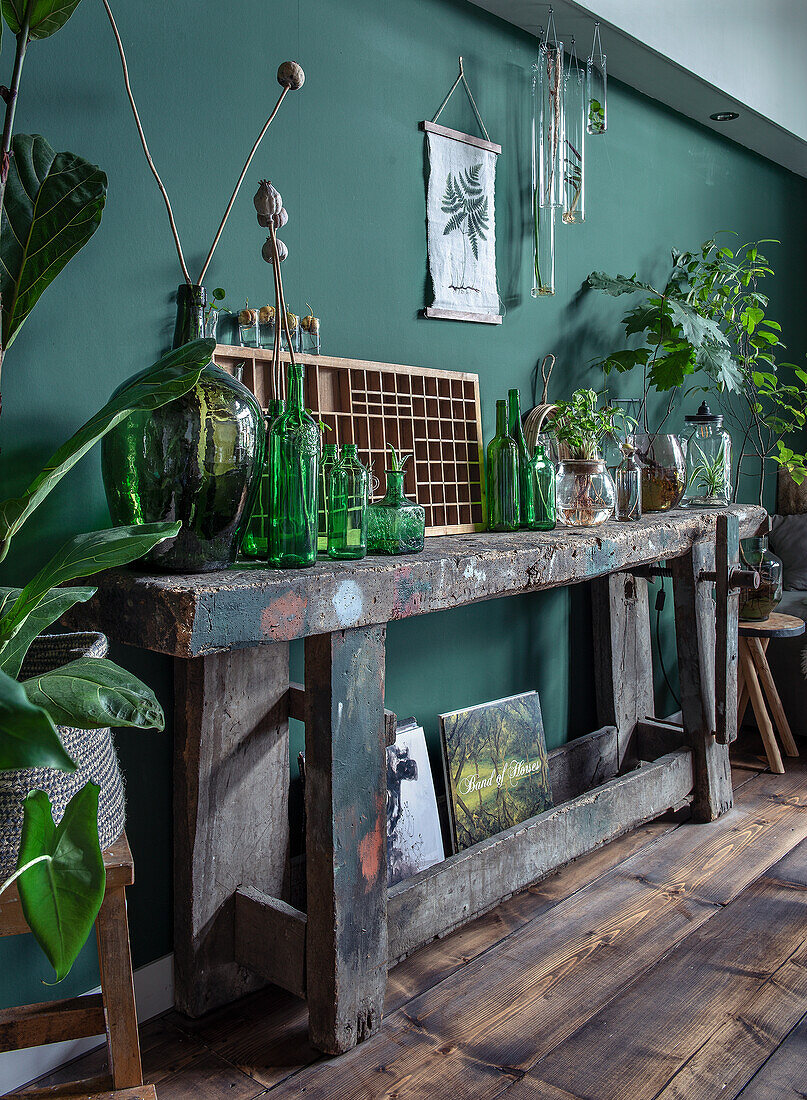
[439,691,553,852]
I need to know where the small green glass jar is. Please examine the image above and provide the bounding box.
[268,364,319,569]
[486,400,519,532]
[328,444,369,560]
[368,469,425,554]
[317,443,339,553]
[526,444,556,530]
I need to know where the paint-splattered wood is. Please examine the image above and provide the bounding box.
[82,506,767,657]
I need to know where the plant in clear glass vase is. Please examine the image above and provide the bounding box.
[551,389,625,526]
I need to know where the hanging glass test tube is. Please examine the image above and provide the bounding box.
[532,204,556,297]
[586,23,607,135]
[533,38,565,209]
[563,44,585,224]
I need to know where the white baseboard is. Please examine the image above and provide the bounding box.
[0,952,175,1095]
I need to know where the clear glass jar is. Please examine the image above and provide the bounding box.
[328,444,369,560]
[556,458,615,526]
[258,306,275,349]
[486,400,519,531]
[527,444,556,530]
[238,307,259,347]
[738,536,783,622]
[367,469,425,554]
[616,444,641,521]
[634,432,686,513]
[683,402,732,507]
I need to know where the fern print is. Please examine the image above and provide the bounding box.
[441,163,489,292]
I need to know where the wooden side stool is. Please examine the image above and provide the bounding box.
[0,833,144,1096]
[738,613,804,774]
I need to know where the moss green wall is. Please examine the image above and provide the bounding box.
[1,0,806,1010]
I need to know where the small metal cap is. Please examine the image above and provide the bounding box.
[685,400,723,425]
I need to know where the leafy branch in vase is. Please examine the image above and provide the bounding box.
[441,163,488,292]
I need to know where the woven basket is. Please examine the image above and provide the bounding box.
[0,632,126,877]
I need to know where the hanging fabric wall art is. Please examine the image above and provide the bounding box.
[420,58,502,325]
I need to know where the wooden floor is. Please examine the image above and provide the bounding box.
[26,738,807,1100]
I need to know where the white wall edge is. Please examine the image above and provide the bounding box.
[0,952,175,1095]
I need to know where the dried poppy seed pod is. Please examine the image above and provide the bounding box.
[254,179,282,218]
[259,305,275,323]
[277,61,305,90]
[262,236,288,263]
[273,207,289,228]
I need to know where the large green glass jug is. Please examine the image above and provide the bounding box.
[101,285,265,573]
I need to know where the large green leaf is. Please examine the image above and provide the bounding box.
[23,656,165,730]
[2,0,82,39]
[0,338,212,555]
[0,522,181,645]
[0,665,74,771]
[16,784,104,981]
[587,271,655,297]
[1,135,106,349]
[0,585,95,679]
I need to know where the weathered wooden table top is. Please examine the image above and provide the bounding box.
[86,505,767,657]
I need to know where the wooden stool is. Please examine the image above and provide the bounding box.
[0,834,144,1096]
[738,613,804,774]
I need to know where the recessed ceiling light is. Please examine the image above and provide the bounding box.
[710,111,739,122]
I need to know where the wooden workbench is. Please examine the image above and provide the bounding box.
[85,504,766,1055]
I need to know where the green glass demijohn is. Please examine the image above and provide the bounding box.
[367,457,425,555]
[327,444,369,560]
[241,400,285,560]
[508,388,533,528]
[317,442,339,553]
[268,362,320,568]
[101,284,265,572]
[486,400,519,532]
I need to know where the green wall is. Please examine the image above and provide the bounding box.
[1,0,806,1010]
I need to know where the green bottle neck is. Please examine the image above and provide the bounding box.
[173,283,206,347]
[288,365,305,411]
[496,401,509,437]
[383,469,408,503]
[508,390,524,440]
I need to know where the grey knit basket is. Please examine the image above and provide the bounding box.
[0,632,126,877]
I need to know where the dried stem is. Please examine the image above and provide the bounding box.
[270,241,283,401]
[101,0,192,285]
[270,221,296,385]
[197,88,289,286]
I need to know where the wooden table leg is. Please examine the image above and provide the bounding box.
[672,542,733,821]
[736,647,749,730]
[96,886,142,1089]
[305,625,388,1055]
[173,643,290,1017]
[747,634,800,758]
[738,641,785,773]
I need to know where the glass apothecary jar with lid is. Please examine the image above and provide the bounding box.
[684,401,732,508]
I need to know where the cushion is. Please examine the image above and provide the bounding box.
[769,514,807,590]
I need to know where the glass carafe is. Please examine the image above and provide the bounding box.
[367,469,425,554]
[268,363,319,568]
[486,400,519,532]
[327,444,369,560]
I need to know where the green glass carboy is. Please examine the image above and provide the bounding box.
[367,469,425,554]
[486,400,519,532]
[268,363,319,568]
[328,444,368,560]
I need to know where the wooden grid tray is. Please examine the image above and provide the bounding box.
[212,346,486,536]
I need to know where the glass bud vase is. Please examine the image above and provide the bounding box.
[328,444,368,560]
[738,537,783,622]
[101,284,265,573]
[241,401,284,560]
[317,442,339,553]
[556,458,615,526]
[508,388,533,528]
[527,444,556,530]
[367,469,425,554]
[268,363,320,569]
[486,400,519,532]
[616,444,642,521]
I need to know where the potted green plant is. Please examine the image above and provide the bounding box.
[550,389,625,526]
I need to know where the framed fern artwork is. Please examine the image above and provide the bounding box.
[420,120,502,325]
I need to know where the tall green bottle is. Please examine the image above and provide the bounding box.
[486,400,519,532]
[242,400,284,560]
[327,444,369,560]
[268,363,319,568]
[317,443,339,553]
[508,388,532,528]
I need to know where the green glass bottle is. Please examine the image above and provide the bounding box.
[268,363,319,568]
[367,467,425,554]
[328,444,369,560]
[317,443,339,553]
[486,400,519,532]
[508,388,531,528]
[242,401,285,560]
[527,443,556,530]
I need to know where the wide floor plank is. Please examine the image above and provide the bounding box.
[737,1013,807,1099]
